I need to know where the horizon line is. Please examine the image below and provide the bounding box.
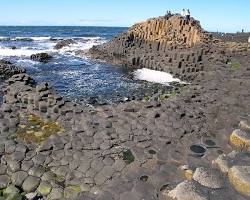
[0,25,248,34]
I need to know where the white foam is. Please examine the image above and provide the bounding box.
[16,59,39,65]
[133,68,183,85]
[15,36,51,41]
[58,38,106,56]
[0,46,50,57]
[56,70,82,79]
[30,37,51,41]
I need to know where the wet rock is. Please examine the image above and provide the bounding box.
[4,185,22,200]
[11,171,28,187]
[48,188,64,200]
[11,151,25,162]
[64,185,81,198]
[0,164,7,175]
[8,161,21,172]
[30,53,52,63]
[22,175,41,192]
[28,165,45,177]
[37,181,52,196]
[0,175,10,189]
[54,39,75,50]
[228,165,250,197]
[0,60,25,79]
[193,167,224,189]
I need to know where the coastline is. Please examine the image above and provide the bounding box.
[0,15,250,200]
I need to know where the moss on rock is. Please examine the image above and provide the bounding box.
[16,114,64,144]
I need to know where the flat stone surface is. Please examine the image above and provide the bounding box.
[230,129,250,150]
[48,188,64,200]
[37,181,52,196]
[228,165,250,197]
[193,167,224,189]
[166,180,209,200]
[22,175,41,192]
[11,171,28,187]
[0,175,10,189]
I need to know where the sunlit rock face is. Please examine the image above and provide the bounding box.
[90,15,213,81]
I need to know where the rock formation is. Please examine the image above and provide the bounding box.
[0,60,25,79]
[0,13,250,200]
[54,39,75,50]
[30,53,52,63]
[90,15,213,80]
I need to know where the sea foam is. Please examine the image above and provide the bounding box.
[133,68,183,85]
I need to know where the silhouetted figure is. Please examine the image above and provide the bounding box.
[186,9,191,20]
[181,9,186,17]
[242,29,244,33]
[165,10,172,19]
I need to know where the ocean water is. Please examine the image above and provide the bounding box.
[0,26,172,104]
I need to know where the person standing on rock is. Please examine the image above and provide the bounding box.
[181,9,186,17]
[186,9,191,20]
[165,10,172,19]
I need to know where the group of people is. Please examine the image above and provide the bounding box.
[181,9,191,20]
[164,9,191,21]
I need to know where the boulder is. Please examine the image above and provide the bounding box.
[54,39,75,49]
[30,53,52,63]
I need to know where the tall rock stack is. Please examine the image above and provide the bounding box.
[90,15,213,80]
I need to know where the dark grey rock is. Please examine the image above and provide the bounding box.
[11,151,25,162]
[22,175,41,192]
[11,171,28,187]
[0,175,10,189]
[28,165,45,177]
[54,39,75,50]
[30,53,52,63]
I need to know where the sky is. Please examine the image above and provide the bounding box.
[0,0,249,32]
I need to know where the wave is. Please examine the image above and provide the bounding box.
[57,37,106,57]
[50,36,101,41]
[0,46,52,57]
[0,35,105,58]
[0,36,51,42]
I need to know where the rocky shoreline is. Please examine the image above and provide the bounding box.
[0,14,250,200]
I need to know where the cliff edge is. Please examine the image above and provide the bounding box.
[90,14,213,80]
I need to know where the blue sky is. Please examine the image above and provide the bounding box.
[0,0,249,32]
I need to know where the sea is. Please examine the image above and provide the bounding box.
[0,26,173,104]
